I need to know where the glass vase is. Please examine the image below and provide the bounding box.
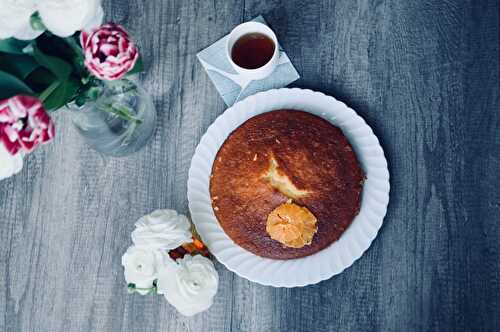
[70,79,156,157]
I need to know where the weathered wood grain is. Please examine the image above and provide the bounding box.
[0,0,499,331]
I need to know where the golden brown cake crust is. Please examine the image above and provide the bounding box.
[209,110,364,259]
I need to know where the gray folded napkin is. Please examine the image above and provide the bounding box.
[197,15,300,106]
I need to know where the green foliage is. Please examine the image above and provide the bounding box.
[0,55,39,79]
[127,57,144,76]
[29,12,45,32]
[0,31,145,111]
[25,67,56,92]
[0,71,34,100]
[0,33,83,110]
[42,77,80,111]
[36,34,84,71]
[127,283,157,295]
[32,45,72,80]
[0,38,30,55]
[74,83,101,107]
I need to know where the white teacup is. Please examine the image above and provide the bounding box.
[226,22,279,81]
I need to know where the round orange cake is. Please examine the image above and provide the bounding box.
[209,110,364,259]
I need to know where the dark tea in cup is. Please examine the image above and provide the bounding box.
[231,33,276,70]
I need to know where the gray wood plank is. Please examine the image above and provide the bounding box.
[0,0,499,331]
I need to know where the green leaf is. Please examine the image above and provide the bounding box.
[126,56,144,76]
[42,77,80,111]
[35,34,82,72]
[32,45,72,80]
[30,12,46,32]
[24,67,56,92]
[64,36,83,60]
[0,38,30,55]
[0,70,34,100]
[0,54,39,79]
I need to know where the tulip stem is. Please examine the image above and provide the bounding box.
[103,104,143,124]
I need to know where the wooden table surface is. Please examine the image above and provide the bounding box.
[1,1,499,331]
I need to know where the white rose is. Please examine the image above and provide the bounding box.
[0,145,23,181]
[38,0,104,37]
[157,255,219,316]
[121,246,159,295]
[0,0,42,40]
[132,209,192,251]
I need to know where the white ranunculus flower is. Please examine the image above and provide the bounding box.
[38,0,103,37]
[82,5,104,32]
[0,0,42,40]
[157,255,219,316]
[132,209,193,251]
[0,145,23,181]
[121,246,159,295]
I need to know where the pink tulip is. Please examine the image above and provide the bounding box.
[0,95,55,155]
[81,23,139,81]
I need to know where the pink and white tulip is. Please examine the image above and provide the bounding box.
[80,23,139,81]
[0,95,55,155]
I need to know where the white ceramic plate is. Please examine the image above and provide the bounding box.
[187,88,390,287]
